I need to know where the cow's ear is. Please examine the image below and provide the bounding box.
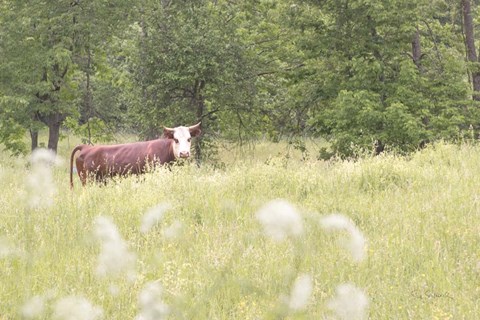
[189,122,202,137]
[163,127,175,139]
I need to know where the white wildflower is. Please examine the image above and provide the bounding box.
[327,283,369,320]
[140,204,170,234]
[320,214,351,230]
[163,220,183,239]
[288,274,313,311]
[256,199,303,241]
[94,216,136,280]
[30,148,62,166]
[26,148,60,209]
[320,214,366,262]
[21,295,45,319]
[53,296,103,320]
[135,281,169,320]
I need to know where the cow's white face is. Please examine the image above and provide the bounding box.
[171,126,193,158]
[164,123,202,159]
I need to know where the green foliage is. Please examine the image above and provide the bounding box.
[0,118,27,156]
[1,0,480,158]
[64,116,114,144]
[0,96,30,155]
[0,0,130,153]
[321,90,383,157]
[284,0,478,158]
[125,1,260,139]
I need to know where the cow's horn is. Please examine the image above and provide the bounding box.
[188,122,201,130]
[163,126,175,139]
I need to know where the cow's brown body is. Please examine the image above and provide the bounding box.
[70,123,201,187]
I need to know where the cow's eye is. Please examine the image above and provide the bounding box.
[188,138,191,142]
[174,139,179,144]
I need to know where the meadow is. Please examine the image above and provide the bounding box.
[0,137,479,319]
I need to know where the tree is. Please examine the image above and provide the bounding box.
[0,1,81,153]
[68,0,130,144]
[2,0,479,158]
[0,1,43,154]
[284,0,473,157]
[0,0,129,154]
[462,0,480,101]
[123,0,262,162]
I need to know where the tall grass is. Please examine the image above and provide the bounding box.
[0,140,479,319]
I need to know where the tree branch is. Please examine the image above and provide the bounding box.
[256,63,305,77]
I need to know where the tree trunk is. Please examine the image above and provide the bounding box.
[85,44,93,145]
[194,99,205,164]
[139,5,157,141]
[30,112,40,151]
[462,0,480,100]
[39,112,66,153]
[47,121,61,152]
[193,80,205,164]
[412,27,422,71]
[411,27,430,137]
[30,130,38,151]
[36,64,68,153]
[374,140,384,156]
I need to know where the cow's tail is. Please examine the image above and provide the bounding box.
[70,145,84,189]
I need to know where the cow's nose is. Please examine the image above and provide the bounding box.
[179,151,190,158]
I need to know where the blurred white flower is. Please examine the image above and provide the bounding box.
[30,148,62,166]
[288,274,313,311]
[21,295,45,319]
[135,281,169,320]
[320,214,351,230]
[327,283,369,320]
[53,295,103,320]
[163,219,183,239]
[94,216,136,280]
[320,214,366,262]
[26,148,60,209]
[140,204,170,234]
[0,236,16,259]
[256,199,303,241]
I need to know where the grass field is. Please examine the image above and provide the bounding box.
[0,137,479,319]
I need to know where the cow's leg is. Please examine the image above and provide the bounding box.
[95,171,108,186]
[76,160,88,186]
[80,172,88,186]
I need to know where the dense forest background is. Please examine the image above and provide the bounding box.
[1,0,480,160]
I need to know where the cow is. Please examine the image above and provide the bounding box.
[69,122,201,188]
